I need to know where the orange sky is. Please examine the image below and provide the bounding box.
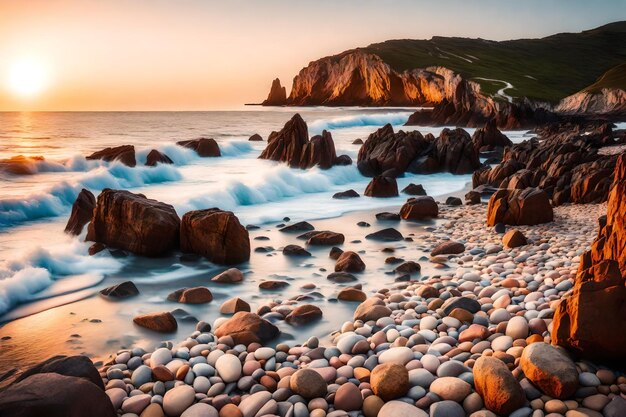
[1,0,624,111]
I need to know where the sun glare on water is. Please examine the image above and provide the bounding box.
[5,58,49,98]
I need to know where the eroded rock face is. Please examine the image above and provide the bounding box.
[262,78,287,106]
[64,188,95,235]
[259,114,350,169]
[177,138,221,157]
[552,154,626,364]
[180,208,250,265]
[86,145,136,167]
[86,189,180,257]
[486,188,553,226]
[214,312,279,345]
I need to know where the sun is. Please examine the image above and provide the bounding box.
[6,58,49,98]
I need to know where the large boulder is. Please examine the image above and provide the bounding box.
[433,128,480,174]
[471,119,513,152]
[552,260,626,364]
[473,356,525,416]
[86,145,136,167]
[0,373,116,417]
[357,124,430,177]
[86,189,180,257]
[399,196,439,220]
[486,187,553,226]
[364,176,398,197]
[15,355,104,389]
[214,312,279,345]
[180,208,250,265]
[519,342,579,399]
[64,188,95,235]
[177,138,221,157]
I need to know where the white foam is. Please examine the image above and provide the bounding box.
[308,112,413,134]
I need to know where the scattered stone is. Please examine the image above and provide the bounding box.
[370,363,410,401]
[333,189,360,199]
[502,229,527,248]
[219,297,251,314]
[446,196,462,206]
[335,251,366,273]
[133,311,177,333]
[285,304,323,325]
[279,221,314,232]
[99,281,139,299]
[214,312,279,345]
[167,287,213,304]
[402,183,426,195]
[431,241,465,256]
[400,196,439,220]
[289,369,327,399]
[283,244,311,257]
[177,138,221,157]
[473,356,525,416]
[365,228,403,241]
[211,268,244,283]
[520,342,579,399]
[307,231,345,246]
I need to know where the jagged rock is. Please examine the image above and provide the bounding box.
[86,189,180,257]
[357,124,430,176]
[177,138,221,157]
[214,312,279,345]
[364,176,398,197]
[333,189,360,199]
[64,188,96,235]
[327,272,358,283]
[86,145,136,167]
[433,128,481,174]
[259,114,348,169]
[335,251,366,273]
[0,373,116,417]
[502,229,527,248]
[262,78,287,106]
[180,208,250,265]
[402,183,426,195]
[486,188,553,226]
[399,196,439,221]
[249,133,263,141]
[100,281,139,299]
[352,138,363,145]
[472,119,513,152]
[145,149,173,166]
[133,311,177,333]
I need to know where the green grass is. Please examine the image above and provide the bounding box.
[358,21,626,103]
[583,63,626,93]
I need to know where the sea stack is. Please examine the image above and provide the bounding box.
[262,78,287,106]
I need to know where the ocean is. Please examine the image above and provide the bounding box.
[0,108,534,369]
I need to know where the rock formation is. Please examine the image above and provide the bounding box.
[262,78,287,106]
[556,88,626,116]
[553,154,626,364]
[177,138,221,157]
[86,145,136,167]
[86,189,180,257]
[259,114,351,169]
[486,188,553,226]
[64,188,96,235]
[180,208,250,265]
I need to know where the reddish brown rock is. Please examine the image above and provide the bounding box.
[249,133,263,142]
[177,138,221,157]
[86,189,180,257]
[337,288,367,302]
[133,311,177,333]
[416,285,439,299]
[486,187,553,226]
[167,287,213,304]
[299,130,338,169]
[64,188,96,235]
[370,363,409,401]
[211,268,244,283]
[334,382,363,411]
[285,304,323,325]
[214,312,279,345]
[473,356,525,416]
[402,183,426,196]
[145,149,173,166]
[399,196,439,220]
[502,229,527,248]
[220,297,251,314]
[433,128,481,174]
[180,208,250,265]
[353,298,392,322]
[335,251,366,273]
[307,231,345,246]
[472,119,513,152]
[289,369,327,399]
[282,244,311,257]
[459,324,490,342]
[520,342,579,399]
[364,175,398,197]
[431,241,465,256]
[262,78,287,106]
[86,145,136,167]
[258,280,289,290]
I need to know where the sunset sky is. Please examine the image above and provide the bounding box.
[1,0,625,111]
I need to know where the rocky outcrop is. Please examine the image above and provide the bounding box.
[474,122,620,205]
[262,78,287,106]
[64,188,96,235]
[259,114,350,169]
[432,128,480,174]
[556,88,626,116]
[180,208,250,265]
[86,189,180,257]
[177,138,221,157]
[145,149,173,166]
[86,145,136,167]
[553,154,626,363]
[471,119,513,152]
[486,188,553,226]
